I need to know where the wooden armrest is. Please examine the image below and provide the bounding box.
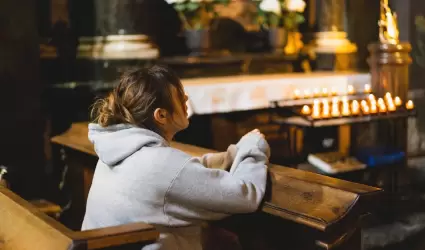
[72,222,159,250]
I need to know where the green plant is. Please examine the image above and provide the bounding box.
[256,0,305,30]
[167,0,230,30]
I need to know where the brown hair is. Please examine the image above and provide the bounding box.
[91,65,184,133]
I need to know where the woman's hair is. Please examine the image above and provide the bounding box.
[91,65,184,132]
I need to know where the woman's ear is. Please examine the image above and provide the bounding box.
[153,108,168,125]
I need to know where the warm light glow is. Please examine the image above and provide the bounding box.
[388,103,396,111]
[385,92,392,100]
[347,85,355,95]
[379,104,387,113]
[352,106,360,115]
[322,88,328,96]
[312,109,321,119]
[370,104,378,114]
[362,105,370,114]
[301,105,311,115]
[394,96,402,106]
[378,98,385,106]
[313,88,321,97]
[342,103,351,116]
[293,89,301,99]
[361,100,368,107]
[368,94,375,101]
[332,104,340,117]
[352,100,359,107]
[313,99,320,106]
[331,87,337,96]
[406,100,414,110]
[332,97,339,104]
[364,84,372,93]
[304,89,311,98]
[322,107,330,118]
[342,96,349,103]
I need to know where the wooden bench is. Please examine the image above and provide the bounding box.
[0,186,159,250]
[52,122,384,249]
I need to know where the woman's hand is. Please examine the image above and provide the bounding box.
[245,129,265,139]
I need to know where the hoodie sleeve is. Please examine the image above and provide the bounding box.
[164,133,269,223]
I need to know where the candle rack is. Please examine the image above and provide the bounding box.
[270,99,417,128]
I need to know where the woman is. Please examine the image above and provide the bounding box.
[82,65,270,250]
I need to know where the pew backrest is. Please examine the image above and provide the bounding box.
[0,187,159,250]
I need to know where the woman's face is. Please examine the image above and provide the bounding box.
[168,86,190,132]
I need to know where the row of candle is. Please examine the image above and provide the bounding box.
[300,93,414,119]
[292,84,372,99]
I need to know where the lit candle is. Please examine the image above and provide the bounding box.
[388,103,396,112]
[332,97,339,105]
[322,88,329,96]
[364,84,372,93]
[394,96,402,106]
[370,104,378,114]
[352,106,360,115]
[362,105,370,114]
[312,109,321,119]
[378,98,385,106]
[331,87,337,96]
[322,107,330,118]
[331,104,340,117]
[301,105,311,115]
[313,88,321,97]
[379,104,387,113]
[347,85,355,95]
[304,89,311,98]
[368,94,375,101]
[342,103,351,116]
[342,96,349,103]
[313,99,320,106]
[293,89,301,99]
[361,100,368,107]
[406,100,414,110]
[385,92,392,100]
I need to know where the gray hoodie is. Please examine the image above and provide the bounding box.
[82,123,269,250]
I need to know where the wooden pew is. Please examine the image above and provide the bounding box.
[0,186,159,250]
[52,122,383,250]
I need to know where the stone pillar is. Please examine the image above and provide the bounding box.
[311,0,357,71]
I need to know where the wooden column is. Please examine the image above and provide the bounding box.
[368,43,412,105]
[0,0,45,199]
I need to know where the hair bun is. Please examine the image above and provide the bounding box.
[92,93,135,127]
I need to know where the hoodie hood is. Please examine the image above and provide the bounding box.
[88,123,168,166]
